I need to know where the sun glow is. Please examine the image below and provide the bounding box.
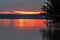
[13,11,42,14]
[0,11,11,14]
[0,10,47,14]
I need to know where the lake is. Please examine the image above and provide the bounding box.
[0,19,47,40]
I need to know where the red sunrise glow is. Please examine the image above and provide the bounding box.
[0,10,47,14]
[0,11,11,14]
[13,11,41,14]
[13,10,47,14]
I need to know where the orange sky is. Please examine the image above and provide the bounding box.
[0,10,47,14]
[0,11,11,14]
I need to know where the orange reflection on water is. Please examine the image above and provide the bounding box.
[3,19,10,27]
[0,19,10,27]
[14,19,47,30]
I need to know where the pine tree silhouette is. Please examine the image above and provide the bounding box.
[41,0,60,21]
[41,0,60,40]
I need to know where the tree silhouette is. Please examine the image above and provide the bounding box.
[41,0,60,40]
[41,0,60,20]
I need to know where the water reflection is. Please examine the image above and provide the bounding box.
[0,19,47,30]
[0,19,47,40]
[0,19,10,27]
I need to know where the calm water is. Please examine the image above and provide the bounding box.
[0,19,47,40]
[0,19,47,29]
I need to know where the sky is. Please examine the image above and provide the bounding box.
[0,0,47,11]
[0,0,47,40]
